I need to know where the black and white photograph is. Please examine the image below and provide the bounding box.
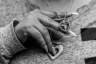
[0,0,95,64]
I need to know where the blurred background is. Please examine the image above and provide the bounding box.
[29,0,92,12]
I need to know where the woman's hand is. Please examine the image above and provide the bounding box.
[14,10,63,55]
[14,9,78,55]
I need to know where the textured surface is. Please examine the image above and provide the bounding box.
[0,0,27,27]
[0,0,96,64]
[11,0,96,64]
[0,19,26,64]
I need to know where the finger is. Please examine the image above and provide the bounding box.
[34,23,56,55]
[27,27,48,52]
[33,10,57,18]
[57,12,67,17]
[39,10,57,18]
[38,14,60,31]
[70,12,79,15]
[57,12,72,18]
[57,12,79,17]
[48,27,64,41]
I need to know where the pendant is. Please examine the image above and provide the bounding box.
[47,45,63,60]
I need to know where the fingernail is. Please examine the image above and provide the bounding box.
[52,46,56,55]
[69,30,76,36]
[44,46,48,53]
[71,12,79,15]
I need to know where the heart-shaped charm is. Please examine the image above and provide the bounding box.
[47,45,63,60]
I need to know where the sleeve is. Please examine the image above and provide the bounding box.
[0,20,26,64]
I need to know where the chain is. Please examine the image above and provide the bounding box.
[45,0,74,12]
[67,0,75,12]
[45,0,75,33]
[45,0,75,20]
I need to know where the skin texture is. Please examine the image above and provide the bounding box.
[0,0,92,64]
[15,10,63,55]
[14,9,74,56]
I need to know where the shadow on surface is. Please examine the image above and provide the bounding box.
[85,57,96,64]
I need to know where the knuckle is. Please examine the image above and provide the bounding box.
[36,33,42,39]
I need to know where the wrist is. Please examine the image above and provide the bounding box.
[14,20,28,44]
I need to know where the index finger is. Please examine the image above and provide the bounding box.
[57,12,79,17]
[38,10,57,18]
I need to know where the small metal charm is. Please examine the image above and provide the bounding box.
[54,12,76,36]
[60,21,70,32]
[47,45,63,60]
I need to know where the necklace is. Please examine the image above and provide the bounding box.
[45,0,75,21]
[45,0,76,36]
[67,0,75,12]
[45,0,75,12]
[45,0,75,22]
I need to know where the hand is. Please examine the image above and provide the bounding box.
[15,9,78,55]
[14,10,64,55]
